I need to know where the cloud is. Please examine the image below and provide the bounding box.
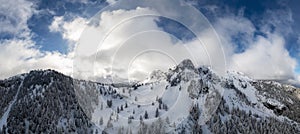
[49,16,88,50]
[72,6,221,81]
[0,0,224,81]
[74,7,170,80]
[214,16,255,53]
[72,0,298,84]
[230,34,297,80]
[0,39,73,79]
[200,3,300,85]
[106,0,117,5]
[49,16,87,42]
[0,0,36,37]
[66,0,89,4]
[1,0,299,87]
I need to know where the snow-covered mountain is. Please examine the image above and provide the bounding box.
[0,59,299,133]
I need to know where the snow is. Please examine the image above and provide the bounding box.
[161,82,192,125]
[227,72,258,104]
[90,71,195,133]
[221,72,298,124]
[131,82,167,105]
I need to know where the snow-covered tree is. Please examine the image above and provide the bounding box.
[155,108,159,117]
[144,111,149,119]
[99,117,103,125]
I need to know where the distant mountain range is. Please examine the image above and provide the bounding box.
[0,59,299,133]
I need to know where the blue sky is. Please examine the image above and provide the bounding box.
[0,0,300,85]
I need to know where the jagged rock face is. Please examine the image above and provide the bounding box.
[175,59,196,72]
[0,60,300,134]
[253,80,300,122]
[167,59,200,86]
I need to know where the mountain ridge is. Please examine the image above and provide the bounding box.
[0,60,299,133]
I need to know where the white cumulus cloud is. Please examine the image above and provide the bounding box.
[49,16,87,50]
[0,39,73,79]
[0,0,36,37]
[230,34,297,80]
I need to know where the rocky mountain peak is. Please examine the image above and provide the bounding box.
[176,59,195,70]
